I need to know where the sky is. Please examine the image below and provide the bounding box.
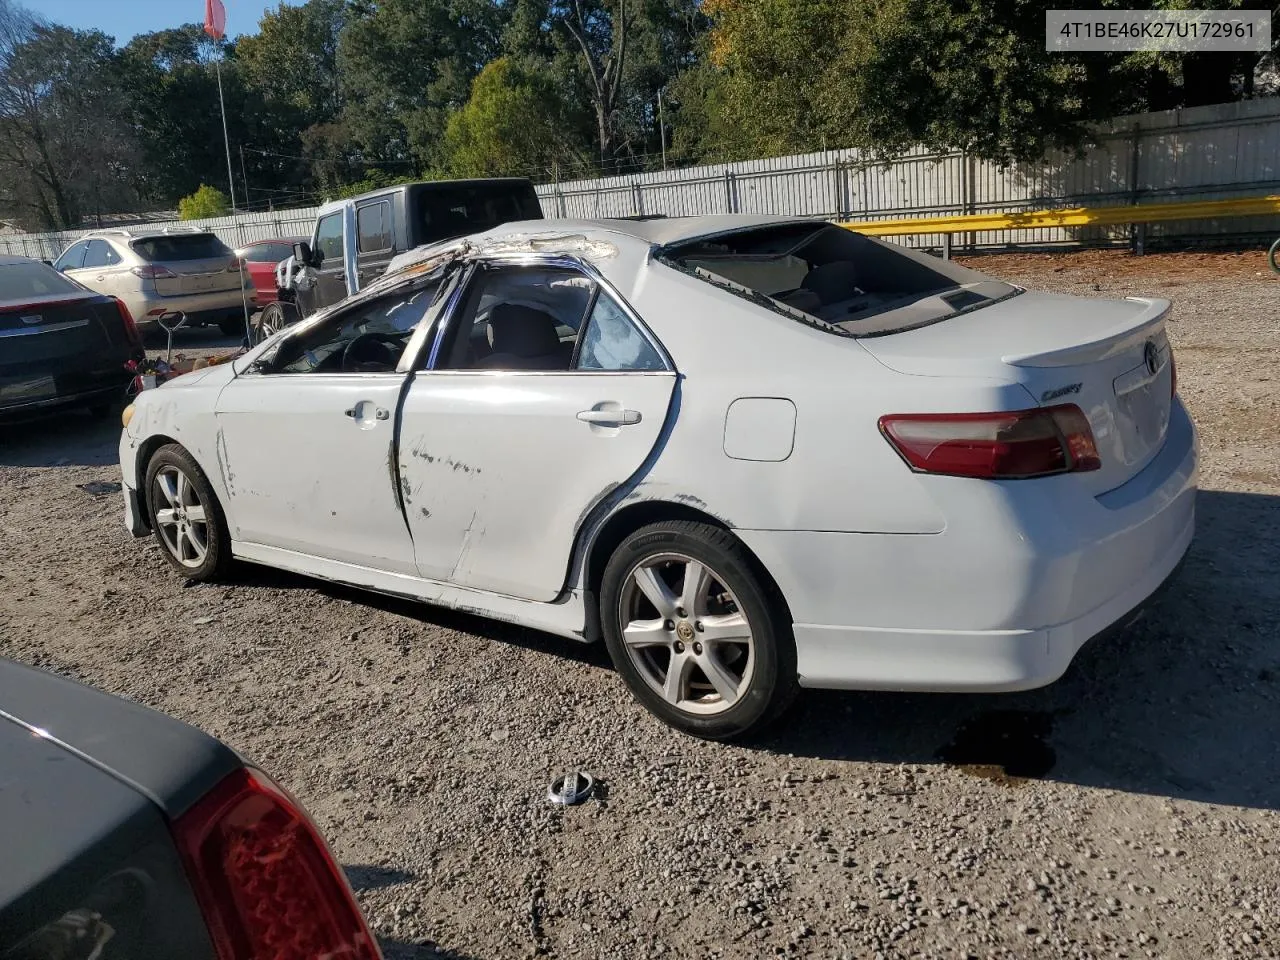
[33,0,278,45]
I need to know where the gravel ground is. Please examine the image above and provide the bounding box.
[1,249,1278,960]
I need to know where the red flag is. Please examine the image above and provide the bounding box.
[203,0,226,40]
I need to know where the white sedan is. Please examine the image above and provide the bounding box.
[119,217,1196,739]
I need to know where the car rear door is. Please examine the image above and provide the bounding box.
[354,197,395,290]
[398,260,676,601]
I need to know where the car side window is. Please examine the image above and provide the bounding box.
[357,201,392,254]
[315,213,343,263]
[81,240,111,270]
[577,293,665,372]
[268,282,441,375]
[55,241,88,271]
[434,266,596,372]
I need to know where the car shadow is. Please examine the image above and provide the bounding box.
[752,488,1280,812]
[224,564,612,671]
[378,940,480,960]
[0,410,123,467]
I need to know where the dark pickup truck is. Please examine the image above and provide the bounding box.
[257,177,544,337]
[0,658,380,960]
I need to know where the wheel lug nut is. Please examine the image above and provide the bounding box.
[695,621,704,632]
[664,620,675,631]
[693,642,703,655]
[675,606,686,618]
[673,641,684,653]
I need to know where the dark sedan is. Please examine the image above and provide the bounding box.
[0,658,382,960]
[0,255,140,419]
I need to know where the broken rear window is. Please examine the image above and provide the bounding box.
[658,223,1018,337]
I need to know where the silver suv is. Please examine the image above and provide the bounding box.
[52,228,252,335]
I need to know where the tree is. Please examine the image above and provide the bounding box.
[337,0,508,169]
[0,4,141,228]
[441,56,587,178]
[178,184,229,219]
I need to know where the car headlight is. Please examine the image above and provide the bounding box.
[121,404,135,429]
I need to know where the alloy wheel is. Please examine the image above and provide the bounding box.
[617,553,755,716]
[151,465,209,569]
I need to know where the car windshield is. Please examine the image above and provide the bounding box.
[0,260,83,302]
[132,233,230,262]
[660,223,1018,337]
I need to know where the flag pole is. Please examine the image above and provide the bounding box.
[213,53,238,214]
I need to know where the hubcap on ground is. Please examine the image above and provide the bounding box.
[618,553,755,716]
[152,466,209,569]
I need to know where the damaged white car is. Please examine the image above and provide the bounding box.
[119,217,1196,739]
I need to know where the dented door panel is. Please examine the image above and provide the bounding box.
[398,371,677,600]
[213,374,418,574]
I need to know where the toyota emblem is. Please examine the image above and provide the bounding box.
[1143,340,1160,377]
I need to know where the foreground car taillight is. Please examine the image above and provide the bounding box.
[131,264,176,279]
[172,768,382,960]
[879,404,1101,479]
[111,296,142,349]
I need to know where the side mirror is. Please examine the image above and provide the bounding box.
[293,241,319,268]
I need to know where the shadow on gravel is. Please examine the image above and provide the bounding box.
[759,489,1280,812]
[378,940,481,960]
[345,863,416,891]
[223,564,613,670]
[0,410,122,467]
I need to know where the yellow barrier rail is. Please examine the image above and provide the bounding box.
[843,194,1280,237]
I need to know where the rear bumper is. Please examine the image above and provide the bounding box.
[0,377,126,417]
[740,399,1198,692]
[120,287,251,325]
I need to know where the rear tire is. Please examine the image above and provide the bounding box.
[600,521,799,741]
[144,443,231,583]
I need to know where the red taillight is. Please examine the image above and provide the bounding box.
[1169,346,1177,397]
[879,404,1101,479]
[112,297,142,349]
[172,768,382,960]
[131,264,176,279]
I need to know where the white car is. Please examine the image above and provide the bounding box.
[118,217,1196,739]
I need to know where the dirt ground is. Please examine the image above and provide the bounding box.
[1,249,1277,960]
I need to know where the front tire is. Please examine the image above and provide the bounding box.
[254,301,298,343]
[600,521,798,740]
[144,444,231,582]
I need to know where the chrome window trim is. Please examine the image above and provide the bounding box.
[422,253,675,375]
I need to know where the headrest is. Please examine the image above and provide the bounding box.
[801,261,860,303]
[486,303,563,358]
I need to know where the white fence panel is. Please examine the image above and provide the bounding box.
[4,98,1279,259]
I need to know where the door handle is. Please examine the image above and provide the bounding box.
[345,405,390,420]
[577,408,642,425]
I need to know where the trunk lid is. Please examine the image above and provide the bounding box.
[131,233,240,297]
[860,292,1175,493]
[0,294,134,406]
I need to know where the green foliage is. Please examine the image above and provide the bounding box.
[0,0,1272,227]
[333,170,420,200]
[178,184,230,219]
[442,57,587,178]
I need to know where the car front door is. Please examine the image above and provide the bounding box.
[398,259,676,601]
[296,212,347,317]
[214,281,443,574]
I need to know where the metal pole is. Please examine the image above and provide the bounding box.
[240,145,251,210]
[658,89,667,171]
[214,56,238,214]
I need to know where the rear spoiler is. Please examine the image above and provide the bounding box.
[1002,298,1170,368]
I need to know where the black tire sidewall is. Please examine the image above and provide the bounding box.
[144,444,229,582]
[600,522,795,740]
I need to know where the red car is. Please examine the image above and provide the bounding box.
[235,237,305,306]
